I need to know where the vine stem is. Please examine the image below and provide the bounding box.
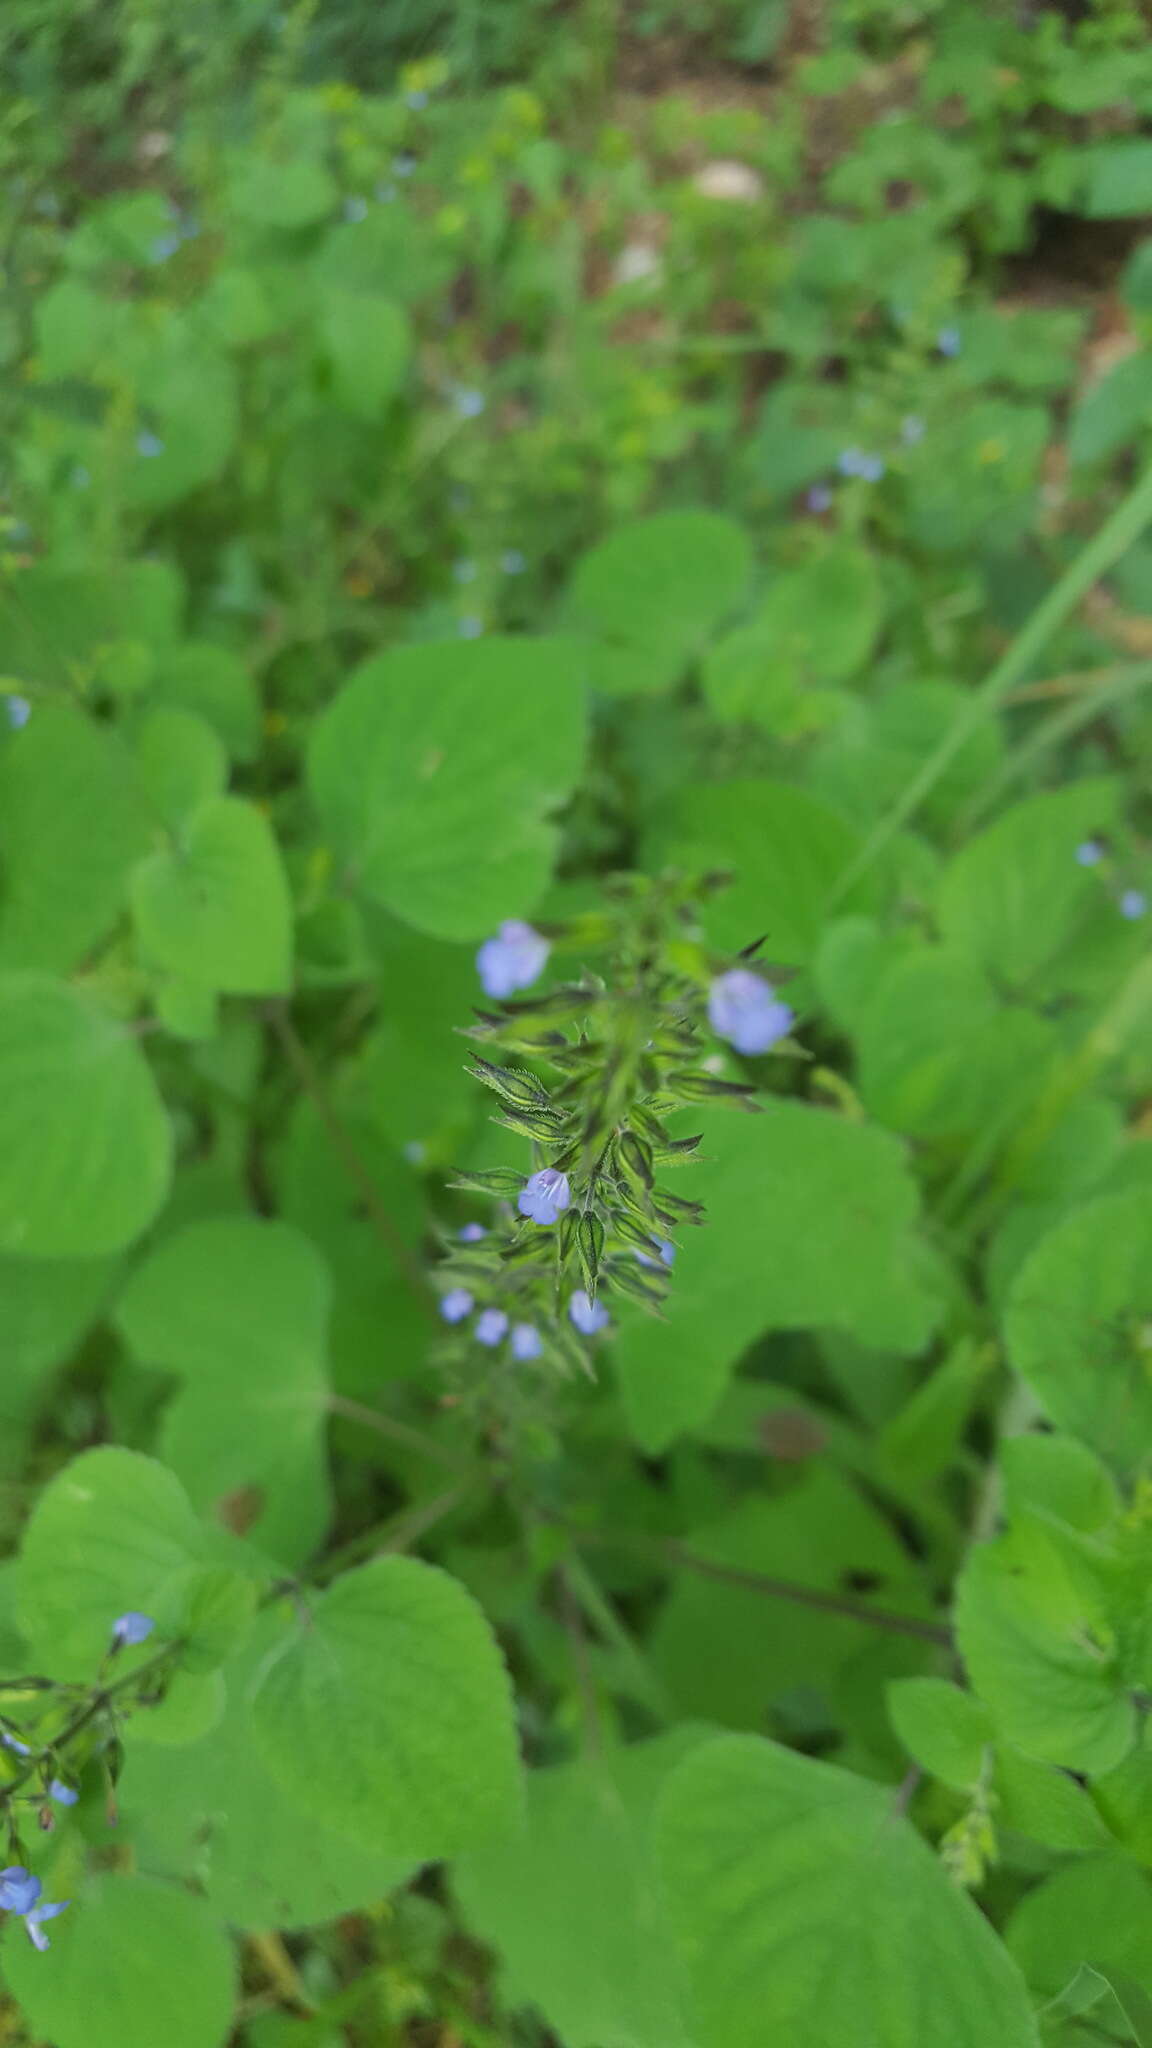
[0,1646,178,1809]
[833,456,1152,897]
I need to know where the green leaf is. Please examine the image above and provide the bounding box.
[149,642,261,761]
[994,1747,1113,1854]
[0,1253,116,1471]
[123,1613,410,1930]
[133,707,227,830]
[656,1734,1040,2048]
[935,781,1119,989]
[309,636,587,940]
[1068,352,1152,466]
[702,545,882,728]
[1006,1192,1152,1474]
[16,1447,210,1677]
[0,976,172,1258]
[561,511,752,694]
[999,1434,1120,1534]
[955,1537,1136,1777]
[320,291,410,416]
[2,1873,235,2048]
[647,779,872,965]
[455,1730,709,2048]
[1005,1854,1152,2000]
[0,705,152,974]
[115,1217,332,1567]
[887,1676,994,1790]
[230,155,338,227]
[616,1102,936,1451]
[1084,142,1152,217]
[251,1559,522,1860]
[131,796,293,995]
[0,558,182,687]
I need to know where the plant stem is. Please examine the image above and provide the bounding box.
[310,1485,470,1585]
[327,1395,465,1473]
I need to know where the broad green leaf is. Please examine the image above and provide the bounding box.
[0,559,182,687]
[133,707,226,830]
[561,512,752,694]
[455,1729,709,2048]
[0,704,152,973]
[647,779,871,964]
[1084,142,1152,217]
[252,1559,522,1860]
[935,781,1119,989]
[309,636,586,940]
[115,1217,332,1566]
[1068,352,1152,466]
[149,642,261,761]
[0,976,172,1258]
[0,1253,116,1471]
[357,914,478,1149]
[132,796,292,994]
[16,1447,210,1677]
[2,1874,235,2048]
[999,1434,1120,1534]
[702,545,882,728]
[656,1734,1040,2048]
[887,1676,993,1791]
[128,335,238,511]
[319,291,410,416]
[812,681,1003,831]
[615,1103,935,1451]
[230,155,338,227]
[1005,1854,1152,1999]
[123,1613,409,1930]
[1006,1192,1152,1473]
[994,1747,1113,1854]
[855,947,1053,1141]
[955,1537,1136,1777]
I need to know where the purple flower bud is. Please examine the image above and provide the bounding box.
[708,969,794,1056]
[474,1307,509,1347]
[510,1322,542,1361]
[806,484,833,513]
[459,1222,487,1242]
[343,196,369,223]
[440,1288,474,1324]
[501,549,526,575]
[901,415,925,444]
[569,1290,610,1336]
[24,1900,69,1951]
[937,325,961,357]
[111,1612,154,1649]
[49,1781,77,1807]
[476,919,550,998]
[517,1168,571,1226]
[136,431,164,459]
[5,696,31,731]
[0,1869,40,1915]
[1076,840,1104,867]
[1120,889,1147,920]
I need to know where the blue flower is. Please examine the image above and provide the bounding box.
[393,153,417,177]
[4,696,31,731]
[475,1307,510,1347]
[476,919,550,998]
[72,466,90,489]
[901,415,925,444]
[111,1612,155,1649]
[1076,840,1104,866]
[636,1236,675,1269]
[459,1222,487,1242]
[569,1290,610,1336]
[24,1898,70,1951]
[343,196,369,223]
[453,558,477,584]
[405,88,429,110]
[148,232,182,263]
[510,1322,543,1361]
[49,1780,77,1807]
[501,549,526,575]
[458,615,484,638]
[440,1288,474,1324]
[0,1869,39,1914]
[517,1168,571,1226]
[136,431,164,459]
[375,181,398,204]
[836,448,884,482]
[857,453,885,482]
[937,325,961,357]
[1121,889,1147,920]
[1,1730,31,1756]
[709,969,794,1056]
[452,386,486,419]
[805,484,832,513]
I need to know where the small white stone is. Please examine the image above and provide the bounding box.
[613,241,662,287]
[694,160,763,202]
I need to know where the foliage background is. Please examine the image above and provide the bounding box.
[4,0,1152,2042]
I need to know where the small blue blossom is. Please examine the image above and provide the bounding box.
[805,484,832,513]
[343,196,369,223]
[5,697,31,731]
[453,558,477,584]
[475,1307,510,1347]
[510,1322,543,1361]
[1,1731,31,1756]
[709,969,794,1056]
[1120,889,1147,920]
[458,615,484,638]
[111,1612,154,1649]
[404,1139,427,1165]
[405,89,429,110]
[901,415,925,444]
[49,1780,77,1807]
[393,154,417,177]
[440,1288,474,1324]
[459,1222,487,1242]
[518,1168,571,1226]
[476,919,550,998]
[836,448,884,482]
[71,466,90,490]
[569,1290,610,1336]
[1076,840,1104,867]
[148,232,182,263]
[24,1899,69,1952]
[375,182,398,204]
[136,431,164,459]
[937,325,961,357]
[0,1870,39,1915]
[635,1236,675,1269]
[501,549,526,575]
[452,386,486,419]
[858,453,885,482]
